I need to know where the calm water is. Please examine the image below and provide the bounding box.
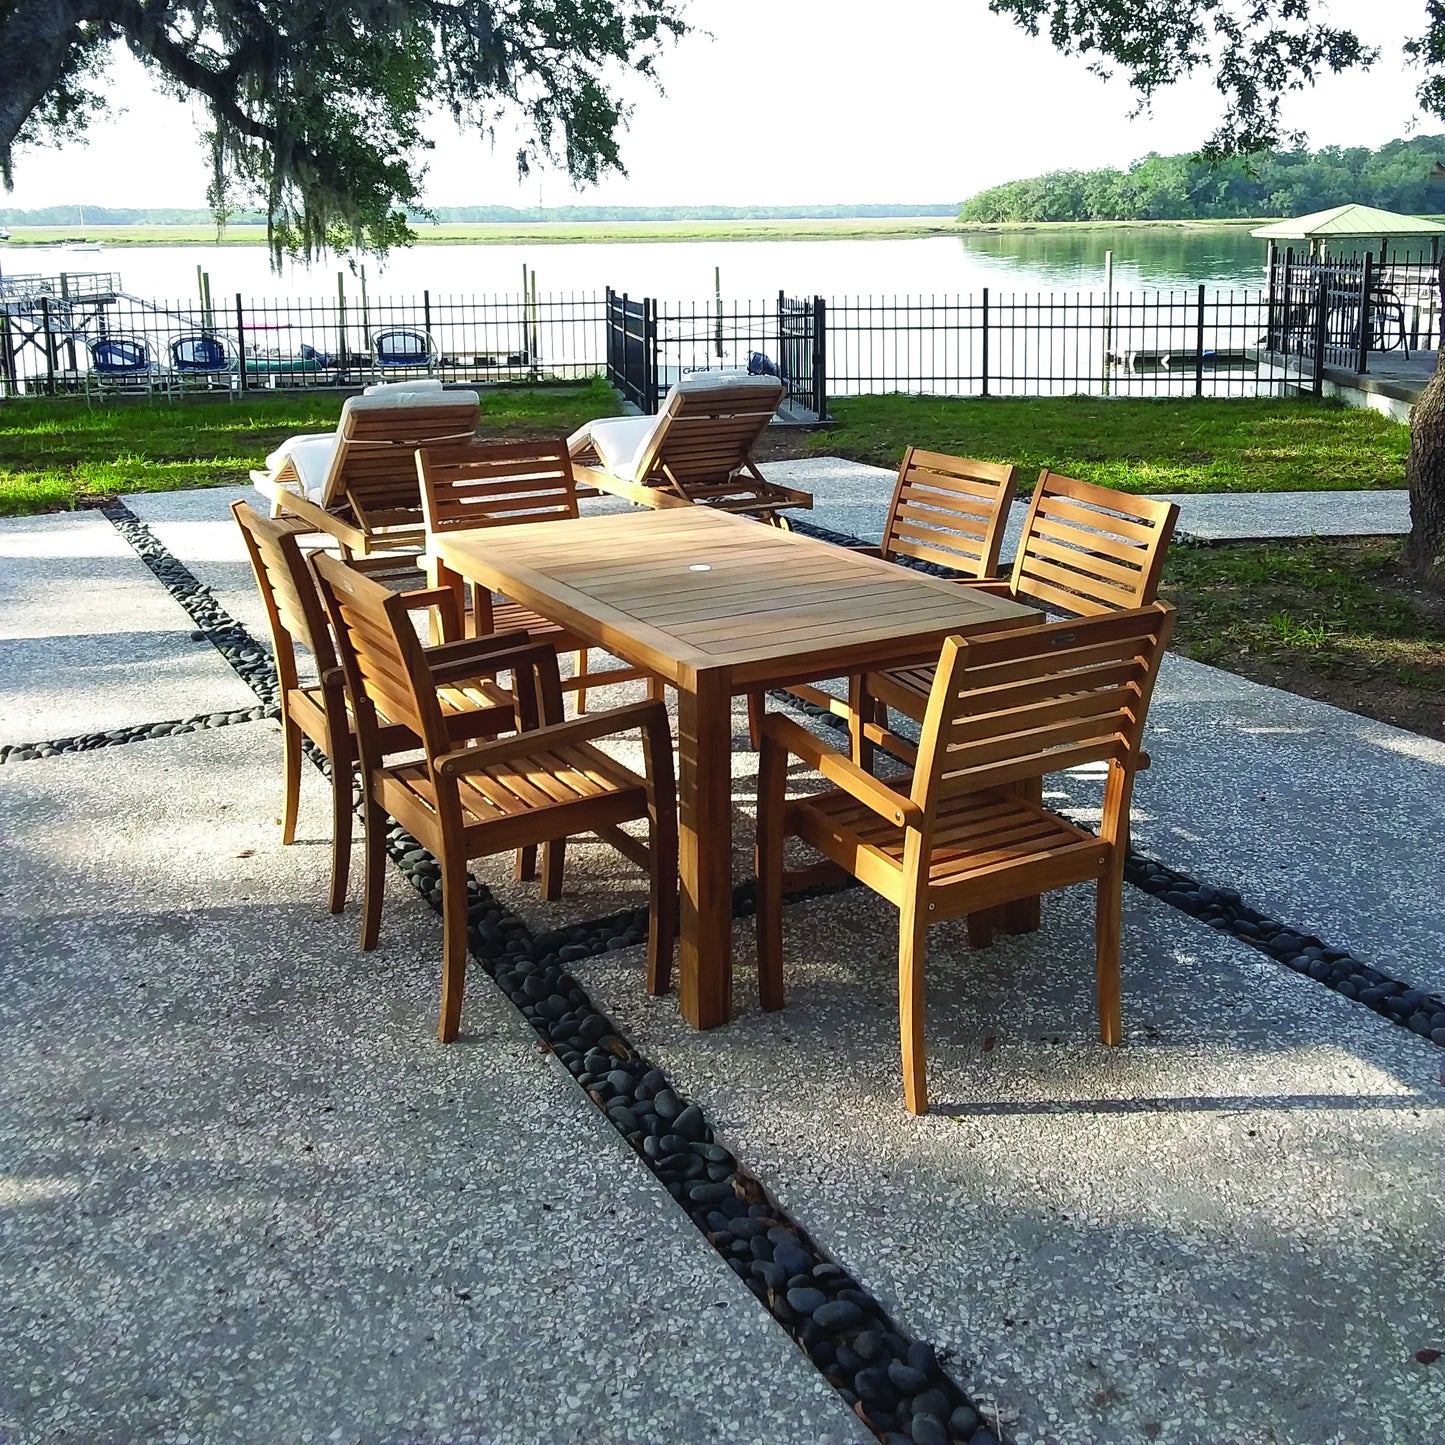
[0,226,1269,305]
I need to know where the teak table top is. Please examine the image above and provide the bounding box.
[429,508,1039,686]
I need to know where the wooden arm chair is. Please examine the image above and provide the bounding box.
[756,602,1175,1115]
[231,500,515,913]
[776,449,1017,727]
[312,553,679,1043]
[250,386,481,557]
[855,471,1177,768]
[567,373,811,523]
[418,439,661,710]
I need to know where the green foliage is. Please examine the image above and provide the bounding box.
[961,134,1445,224]
[0,379,620,515]
[0,1,687,264]
[988,0,1378,158]
[810,395,1409,495]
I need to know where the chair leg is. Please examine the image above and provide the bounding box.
[542,838,565,901]
[516,844,538,881]
[438,846,469,1042]
[1096,856,1125,1046]
[359,790,386,952]
[280,716,302,844]
[898,896,929,1116]
[327,754,353,915]
[755,737,788,1011]
[574,649,589,713]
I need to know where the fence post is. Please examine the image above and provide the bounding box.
[1264,240,1278,351]
[813,296,827,421]
[980,287,989,397]
[337,272,348,382]
[0,313,15,398]
[234,293,248,393]
[644,298,658,413]
[1194,284,1206,396]
[40,296,56,394]
[1311,271,1328,396]
[423,289,433,368]
[1356,254,1372,375]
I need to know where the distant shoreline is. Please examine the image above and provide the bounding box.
[0,216,1305,249]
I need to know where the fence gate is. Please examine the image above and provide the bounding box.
[778,294,827,420]
[605,289,657,412]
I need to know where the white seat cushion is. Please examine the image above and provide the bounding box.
[362,378,444,396]
[569,414,660,483]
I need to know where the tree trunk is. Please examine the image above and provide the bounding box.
[1403,260,1445,590]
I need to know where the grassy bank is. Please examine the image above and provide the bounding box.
[0,380,621,515]
[1164,538,1445,741]
[804,395,1408,493]
[1,216,961,248]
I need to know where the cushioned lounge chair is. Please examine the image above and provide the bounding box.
[248,381,479,557]
[567,372,811,522]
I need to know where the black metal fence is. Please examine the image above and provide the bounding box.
[1263,248,1441,376]
[0,282,605,395]
[2,265,1432,405]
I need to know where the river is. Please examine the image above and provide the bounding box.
[2,226,1269,306]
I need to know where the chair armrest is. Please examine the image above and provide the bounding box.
[846,543,886,558]
[421,633,552,686]
[759,712,921,829]
[274,493,366,555]
[347,554,424,578]
[952,575,1014,595]
[434,699,670,778]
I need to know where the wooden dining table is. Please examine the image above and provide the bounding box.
[429,506,1040,1029]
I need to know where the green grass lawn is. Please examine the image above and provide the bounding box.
[0,386,1411,516]
[0,379,622,515]
[810,395,1409,493]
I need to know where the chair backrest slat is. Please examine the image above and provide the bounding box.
[311,554,448,755]
[319,395,481,511]
[632,377,783,488]
[881,448,1017,578]
[912,604,1174,809]
[418,439,580,533]
[1009,471,1177,617]
[232,500,337,690]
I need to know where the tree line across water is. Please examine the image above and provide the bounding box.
[959,135,1445,224]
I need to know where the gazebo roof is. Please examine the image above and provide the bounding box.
[1251,204,1445,241]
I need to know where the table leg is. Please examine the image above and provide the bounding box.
[968,776,1043,942]
[677,670,734,1028]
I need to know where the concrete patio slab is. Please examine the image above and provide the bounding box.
[0,510,256,745]
[577,884,1445,1445]
[1090,653,1445,997]
[0,724,867,1445]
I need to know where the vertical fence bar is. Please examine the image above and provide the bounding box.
[1194,284,1206,396]
[423,290,433,368]
[813,296,827,420]
[980,287,989,397]
[234,293,248,392]
[1357,254,1372,375]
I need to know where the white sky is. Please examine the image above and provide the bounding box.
[3,0,1434,210]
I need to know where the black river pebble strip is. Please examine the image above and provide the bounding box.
[102,501,282,710]
[382,816,1005,1445]
[0,706,274,764]
[91,506,1010,1443]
